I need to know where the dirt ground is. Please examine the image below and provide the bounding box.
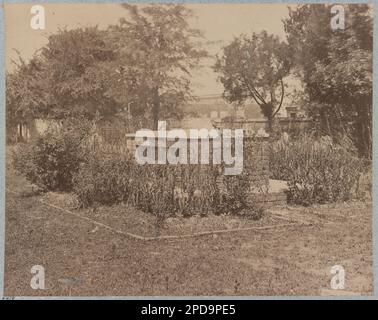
[4,164,373,296]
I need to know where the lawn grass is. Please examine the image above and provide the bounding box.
[4,159,373,296]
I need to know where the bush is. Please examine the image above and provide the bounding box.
[214,174,265,220]
[269,135,363,205]
[12,118,91,191]
[73,157,216,215]
[13,120,267,218]
[72,153,134,207]
[72,154,264,217]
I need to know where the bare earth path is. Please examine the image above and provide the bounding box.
[4,168,372,296]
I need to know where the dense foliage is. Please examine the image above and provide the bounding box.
[6,4,208,138]
[214,31,290,124]
[283,4,373,157]
[269,135,363,205]
[12,119,91,191]
[73,154,264,218]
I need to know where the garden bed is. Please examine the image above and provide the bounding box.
[40,191,299,238]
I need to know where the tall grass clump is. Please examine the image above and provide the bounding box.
[269,135,363,205]
[72,152,266,218]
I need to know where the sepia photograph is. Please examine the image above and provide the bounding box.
[3,2,373,297]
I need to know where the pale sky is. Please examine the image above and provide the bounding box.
[4,3,293,96]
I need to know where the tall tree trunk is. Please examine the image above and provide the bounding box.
[266,86,277,134]
[267,114,273,133]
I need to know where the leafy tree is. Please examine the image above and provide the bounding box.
[6,60,38,140]
[7,5,207,132]
[214,31,291,128]
[107,4,208,129]
[7,27,120,123]
[284,4,373,157]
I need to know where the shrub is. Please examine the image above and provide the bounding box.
[214,174,265,220]
[270,135,363,205]
[72,152,134,207]
[12,118,91,191]
[72,155,265,217]
[13,118,268,218]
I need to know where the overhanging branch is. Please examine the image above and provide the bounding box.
[242,76,267,107]
[272,78,284,119]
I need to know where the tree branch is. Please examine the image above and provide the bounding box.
[244,82,263,107]
[242,75,266,106]
[272,78,284,118]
